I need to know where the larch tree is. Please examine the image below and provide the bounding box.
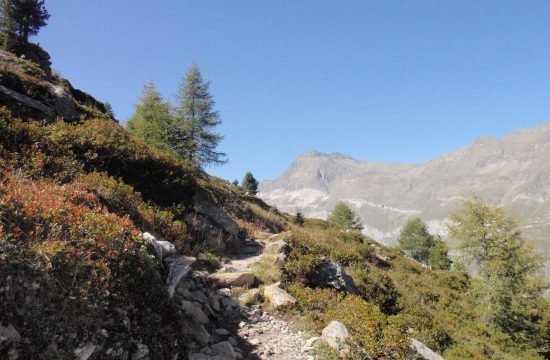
[172,63,226,167]
[126,82,173,153]
[327,202,363,231]
[448,197,545,340]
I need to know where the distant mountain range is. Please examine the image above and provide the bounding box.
[259,122,550,275]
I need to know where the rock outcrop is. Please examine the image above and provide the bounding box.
[0,50,113,121]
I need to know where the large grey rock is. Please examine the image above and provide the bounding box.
[210,272,255,288]
[164,254,196,297]
[310,259,359,294]
[74,343,96,360]
[143,232,178,261]
[0,84,54,116]
[321,321,350,350]
[179,299,210,324]
[411,338,444,360]
[264,283,296,308]
[259,122,550,277]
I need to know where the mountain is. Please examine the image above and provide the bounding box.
[259,123,550,274]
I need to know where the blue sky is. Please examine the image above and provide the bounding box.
[37,1,550,181]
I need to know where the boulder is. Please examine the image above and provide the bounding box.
[411,338,444,360]
[263,240,287,255]
[210,272,255,288]
[310,259,359,294]
[74,343,96,360]
[143,232,177,260]
[179,300,210,324]
[164,254,196,297]
[264,283,296,308]
[321,321,350,350]
[184,323,211,346]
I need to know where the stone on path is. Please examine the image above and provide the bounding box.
[264,283,296,308]
[210,272,255,288]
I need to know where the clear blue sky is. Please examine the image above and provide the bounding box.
[37,1,550,181]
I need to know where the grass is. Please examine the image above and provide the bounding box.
[313,341,340,360]
[252,254,281,285]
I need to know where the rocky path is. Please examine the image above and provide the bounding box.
[236,306,316,360]
[222,238,318,360]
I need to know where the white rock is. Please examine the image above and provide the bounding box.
[74,343,96,360]
[264,283,296,308]
[411,338,444,360]
[321,321,350,350]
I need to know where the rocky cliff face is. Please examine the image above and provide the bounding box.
[0,50,113,122]
[259,122,550,274]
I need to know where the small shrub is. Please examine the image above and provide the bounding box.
[252,255,281,285]
[194,251,221,272]
[313,340,340,360]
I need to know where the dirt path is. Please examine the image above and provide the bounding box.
[224,238,318,360]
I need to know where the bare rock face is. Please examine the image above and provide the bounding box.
[0,50,113,121]
[264,283,296,308]
[259,122,550,276]
[210,272,255,288]
[321,321,350,350]
[50,84,78,119]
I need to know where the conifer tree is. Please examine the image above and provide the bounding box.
[126,82,173,153]
[294,211,304,227]
[398,217,451,270]
[241,171,258,195]
[449,198,545,338]
[0,0,49,50]
[327,202,363,231]
[172,63,226,167]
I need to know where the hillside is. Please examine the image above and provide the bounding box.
[259,124,550,275]
[0,48,548,360]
